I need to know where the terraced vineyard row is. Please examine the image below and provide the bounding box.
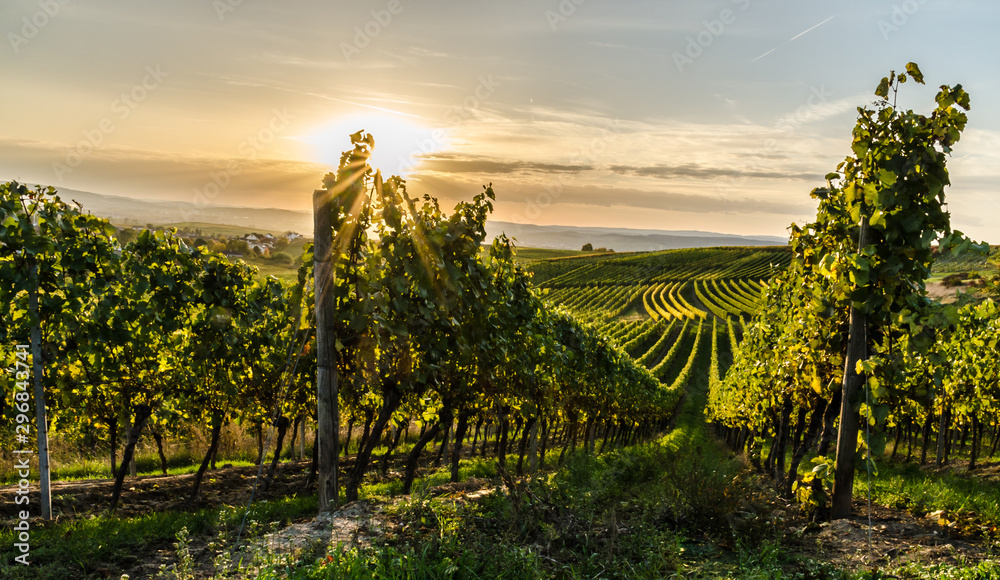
[531,246,792,287]
[526,245,782,421]
[538,277,769,325]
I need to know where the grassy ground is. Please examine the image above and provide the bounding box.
[245,242,580,284]
[512,247,590,262]
[242,258,300,284]
[931,245,999,274]
[0,491,317,579]
[6,414,1000,578]
[161,222,299,239]
[6,306,1000,577]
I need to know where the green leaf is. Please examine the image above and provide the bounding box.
[876,169,897,187]
[875,77,890,100]
[905,62,924,84]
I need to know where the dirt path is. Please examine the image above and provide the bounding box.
[0,460,315,521]
[925,280,965,303]
[789,500,989,571]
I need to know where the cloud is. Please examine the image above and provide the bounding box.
[417,153,592,175]
[607,163,822,182]
[253,53,350,70]
[409,174,811,218]
[0,137,326,210]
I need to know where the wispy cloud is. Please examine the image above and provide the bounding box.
[608,163,822,182]
[418,153,592,175]
[411,174,811,217]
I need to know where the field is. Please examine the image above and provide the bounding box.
[527,246,791,392]
[511,247,592,262]
[159,222,302,239]
[6,242,1000,579]
[6,62,998,579]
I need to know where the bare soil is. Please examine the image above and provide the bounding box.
[791,500,990,572]
[0,460,315,521]
[925,280,964,303]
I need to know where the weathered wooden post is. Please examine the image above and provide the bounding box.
[29,257,52,520]
[830,216,871,520]
[313,187,340,512]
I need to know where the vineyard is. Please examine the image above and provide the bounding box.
[5,64,1000,579]
[526,247,791,397]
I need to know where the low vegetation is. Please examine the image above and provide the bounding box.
[5,64,1000,579]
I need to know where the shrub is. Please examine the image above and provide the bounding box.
[941,273,966,287]
[270,252,293,265]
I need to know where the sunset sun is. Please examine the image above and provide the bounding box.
[297,113,446,178]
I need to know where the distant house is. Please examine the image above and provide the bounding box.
[243,234,259,243]
[286,232,303,241]
[247,242,269,254]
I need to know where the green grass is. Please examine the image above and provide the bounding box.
[160,222,298,238]
[273,325,759,579]
[359,456,498,500]
[115,219,311,283]
[931,245,999,274]
[872,459,1000,527]
[747,428,1000,530]
[526,245,791,286]
[242,257,300,284]
[2,444,273,485]
[512,247,589,262]
[285,236,309,258]
[0,493,318,579]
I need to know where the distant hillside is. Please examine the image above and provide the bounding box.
[30,186,787,251]
[488,221,787,253]
[37,186,313,234]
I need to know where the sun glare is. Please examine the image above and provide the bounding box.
[298,114,446,178]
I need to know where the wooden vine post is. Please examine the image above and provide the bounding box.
[22,209,52,520]
[830,217,871,520]
[28,254,52,520]
[313,187,340,512]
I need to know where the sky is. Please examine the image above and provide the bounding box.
[2,0,999,241]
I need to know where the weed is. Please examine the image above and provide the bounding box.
[156,526,194,580]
